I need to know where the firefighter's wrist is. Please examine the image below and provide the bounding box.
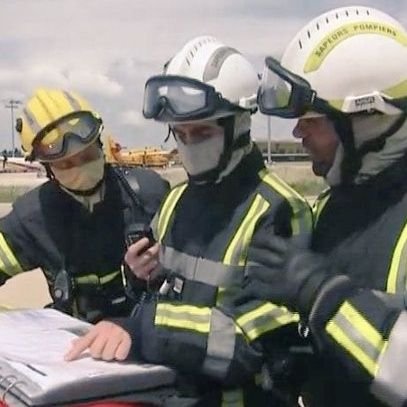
[307,275,356,331]
[295,269,333,318]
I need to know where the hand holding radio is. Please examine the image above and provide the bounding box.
[124,223,160,281]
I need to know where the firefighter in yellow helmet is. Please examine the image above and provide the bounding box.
[0,88,169,322]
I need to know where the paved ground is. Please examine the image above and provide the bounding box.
[0,171,46,187]
[0,163,317,309]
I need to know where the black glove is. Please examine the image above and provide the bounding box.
[239,235,333,317]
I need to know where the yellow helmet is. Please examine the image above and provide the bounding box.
[17,88,103,162]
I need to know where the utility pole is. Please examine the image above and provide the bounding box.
[4,99,22,157]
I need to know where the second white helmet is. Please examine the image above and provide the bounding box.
[259,6,407,118]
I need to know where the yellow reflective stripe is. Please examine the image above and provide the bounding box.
[157,184,187,242]
[259,169,312,236]
[221,389,244,406]
[387,220,407,293]
[0,233,23,277]
[326,301,386,376]
[304,22,407,73]
[384,79,407,99]
[237,303,299,341]
[155,303,211,333]
[74,270,121,285]
[223,194,270,266]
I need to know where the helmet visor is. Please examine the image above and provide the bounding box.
[143,75,236,122]
[258,56,334,118]
[30,111,102,162]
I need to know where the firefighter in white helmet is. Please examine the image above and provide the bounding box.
[241,6,407,407]
[66,36,313,406]
[0,88,169,322]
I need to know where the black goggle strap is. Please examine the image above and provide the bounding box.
[164,126,172,143]
[263,56,342,117]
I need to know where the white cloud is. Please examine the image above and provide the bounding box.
[0,0,404,150]
[120,110,146,127]
[67,70,123,97]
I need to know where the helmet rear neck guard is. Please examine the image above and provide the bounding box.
[330,111,407,186]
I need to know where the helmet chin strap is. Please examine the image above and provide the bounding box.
[60,177,105,197]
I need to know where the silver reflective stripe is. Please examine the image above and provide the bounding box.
[203,47,239,82]
[151,212,159,238]
[237,302,298,341]
[160,246,245,287]
[202,308,236,379]
[23,107,42,135]
[371,312,407,407]
[330,310,382,364]
[63,90,82,111]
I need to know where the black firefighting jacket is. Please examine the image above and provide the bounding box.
[304,153,407,407]
[118,147,313,406]
[0,164,169,322]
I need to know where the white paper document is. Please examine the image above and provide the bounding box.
[0,309,176,406]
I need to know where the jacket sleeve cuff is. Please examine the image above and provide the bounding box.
[307,275,356,336]
[110,300,157,362]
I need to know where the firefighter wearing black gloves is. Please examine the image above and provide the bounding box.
[65,36,313,406]
[0,88,169,322]
[257,5,407,407]
[239,234,407,407]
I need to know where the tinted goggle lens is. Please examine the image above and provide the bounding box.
[144,82,208,117]
[143,75,229,123]
[258,63,292,112]
[32,112,101,161]
[258,56,319,118]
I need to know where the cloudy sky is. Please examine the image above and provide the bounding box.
[0,0,405,151]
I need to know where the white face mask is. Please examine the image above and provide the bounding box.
[52,156,105,192]
[176,134,225,176]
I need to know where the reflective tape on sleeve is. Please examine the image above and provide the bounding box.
[0,233,23,277]
[155,303,211,333]
[371,312,407,407]
[326,301,386,376]
[237,302,299,341]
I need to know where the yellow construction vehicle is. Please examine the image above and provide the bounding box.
[104,135,175,168]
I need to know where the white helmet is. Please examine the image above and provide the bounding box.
[143,36,258,124]
[143,36,258,183]
[165,35,258,113]
[259,6,407,186]
[259,6,407,118]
